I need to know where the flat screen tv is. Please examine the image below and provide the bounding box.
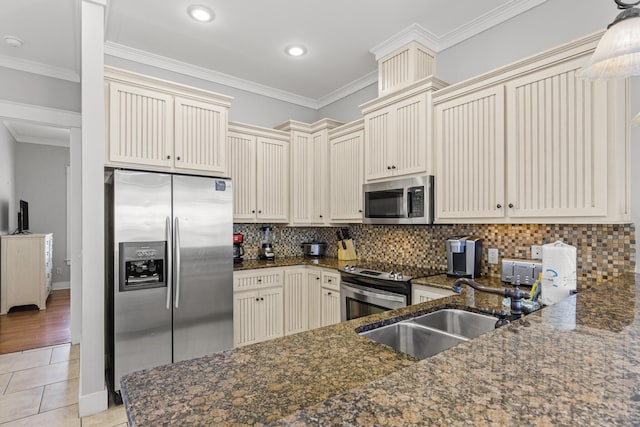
[18,200,29,233]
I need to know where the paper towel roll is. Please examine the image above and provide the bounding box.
[540,240,577,305]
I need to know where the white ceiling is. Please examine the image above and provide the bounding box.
[0,0,550,108]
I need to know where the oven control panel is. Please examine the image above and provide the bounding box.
[341,265,412,282]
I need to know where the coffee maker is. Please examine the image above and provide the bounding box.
[233,233,245,263]
[258,226,275,261]
[446,236,483,278]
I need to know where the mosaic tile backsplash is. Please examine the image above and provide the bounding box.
[233,223,636,284]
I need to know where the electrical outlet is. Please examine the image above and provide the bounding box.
[531,245,543,260]
[488,248,499,265]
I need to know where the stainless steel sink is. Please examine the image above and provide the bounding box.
[409,309,497,339]
[359,309,497,360]
[360,322,468,360]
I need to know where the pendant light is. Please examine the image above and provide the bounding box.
[578,0,640,79]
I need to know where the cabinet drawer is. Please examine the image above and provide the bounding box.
[321,271,340,291]
[233,269,284,291]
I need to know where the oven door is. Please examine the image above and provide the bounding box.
[340,281,407,322]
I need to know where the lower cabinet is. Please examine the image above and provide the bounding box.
[411,284,454,305]
[233,266,341,347]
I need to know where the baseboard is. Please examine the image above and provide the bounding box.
[79,387,108,417]
[52,281,70,290]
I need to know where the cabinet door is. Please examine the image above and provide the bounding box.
[283,269,309,335]
[505,58,609,218]
[174,97,228,174]
[228,131,257,221]
[289,131,313,224]
[260,286,284,342]
[108,82,174,168]
[392,93,427,177]
[233,289,261,347]
[257,137,289,222]
[330,129,364,222]
[364,107,393,181]
[412,285,454,305]
[311,130,328,224]
[307,271,322,330]
[321,287,341,327]
[435,86,506,221]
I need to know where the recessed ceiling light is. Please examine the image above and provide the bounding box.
[286,45,307,57]
[4,36,24,48]
[187,5,215,23]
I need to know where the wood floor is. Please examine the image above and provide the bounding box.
[0,289,71,355]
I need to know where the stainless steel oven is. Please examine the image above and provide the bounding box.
[340,266,412,322]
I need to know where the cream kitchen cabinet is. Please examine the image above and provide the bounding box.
[412,284,454,305]
[233,269,284,347]
[433,33,629,224]
[276,119,343,226]
[320,270,341,326]
[329,120,364,223]
[1,234,53,315]
[228,122,289,223]
[360,78,447,182]
[284,268,310,335]
[307,270,322,330]
[105,66,232,176]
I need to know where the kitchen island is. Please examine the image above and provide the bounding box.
[121,268,640,426]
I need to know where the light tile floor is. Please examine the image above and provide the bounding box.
[0,344,128,426]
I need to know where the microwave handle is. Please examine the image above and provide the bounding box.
[407,189,413,216]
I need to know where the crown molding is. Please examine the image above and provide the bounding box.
[0,100,81,128]
[104,41,320,109]
[370,0,549,56]
[2,120,70,148]
[0,54,80,83]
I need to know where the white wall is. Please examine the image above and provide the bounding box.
[0,122,16,234]
[14,143,71,284]
[104,55,318,128]
[318,83,378,123]
[0,67,80,113]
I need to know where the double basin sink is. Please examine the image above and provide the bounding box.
[359,309,498,360]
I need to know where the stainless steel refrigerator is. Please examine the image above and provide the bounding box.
[105,169,233,396]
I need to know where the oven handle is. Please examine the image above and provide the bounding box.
[341,282,407,304]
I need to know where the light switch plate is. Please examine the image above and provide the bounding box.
[488,248,499,265]
[531,245,543,260]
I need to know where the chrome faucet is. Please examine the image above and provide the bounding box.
[452,277,530,320]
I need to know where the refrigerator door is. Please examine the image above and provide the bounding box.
[113,170,173,391]
[172,175,233,362]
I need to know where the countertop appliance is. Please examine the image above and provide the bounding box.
[446,236,483,278]
[339,263,443,322]
[233,233,245,263]
[501,258,542,285]
[301,242,327,258]
[258,225,275,260]
[105,169,233,399]
[363,175,434,225]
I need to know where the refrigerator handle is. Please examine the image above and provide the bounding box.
[174,217,181,309]
[165,216,172,310]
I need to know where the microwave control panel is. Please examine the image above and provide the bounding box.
[407,186,424,217]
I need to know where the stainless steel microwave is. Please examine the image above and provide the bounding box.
[363,175,434,225]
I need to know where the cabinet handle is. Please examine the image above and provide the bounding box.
[496,204,502,209]
[508,203,514,208]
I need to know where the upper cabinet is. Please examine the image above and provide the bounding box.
[228,122,289,223]
[276,119,343,226]
[105,67,232,176]
[329,120,364,223]
[360,78,448,182]
[434,32,629,224]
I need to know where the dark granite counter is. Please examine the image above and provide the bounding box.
[122,264,640,426]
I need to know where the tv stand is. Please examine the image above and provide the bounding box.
[0,234,53,314]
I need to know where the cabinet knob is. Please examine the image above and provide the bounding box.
[177,156,181,161]
[358,209,362,213]
[257,279,262,283]
[391,165,396,169]
[328,279,332,283]
[258,210,262,214]
[260,297,264,301]
[387,166,391,170]
[252,210,256,214]
[327,292,332,295]
[319,215,323,218]
[316,277,320,280]
[508,203,514,208]
[497,204,502,209]
[166,155,171,160]
[255,298,260,302]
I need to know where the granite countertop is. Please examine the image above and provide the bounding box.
[122,261,640,426]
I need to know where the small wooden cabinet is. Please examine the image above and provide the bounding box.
[329,120,364,223]
[233,269,284,347]
[361,78,447,182]
[412,284,454,305]
[228,123,289,223]
[105,67,232,176]
[1,234,53,314]
[320,271,341,326]
[283,268,310,336]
